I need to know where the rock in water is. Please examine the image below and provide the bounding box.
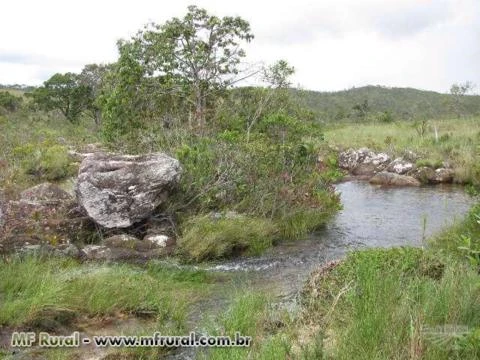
[76,153,181,228]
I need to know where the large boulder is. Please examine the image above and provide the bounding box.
[369,172,421,187]
[76,153,182,228]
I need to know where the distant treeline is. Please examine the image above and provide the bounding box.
[291,85,480,122]
[0,84,36,92]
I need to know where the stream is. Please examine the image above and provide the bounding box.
[207,181,475,301]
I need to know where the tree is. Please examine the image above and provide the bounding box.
[352,99,370,120]
[79,64,111,124]
[30,73,93,122]
[0,91,23,112]
[125,5,254,128]
[244,60,295,141]
[450,81,475,117]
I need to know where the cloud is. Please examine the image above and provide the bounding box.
[365,0,453,39]
[0,0,478,92]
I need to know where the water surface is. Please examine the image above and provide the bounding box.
[209,181,475,299]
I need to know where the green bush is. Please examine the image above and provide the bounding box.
[0,91,23,112]
[14,142,75,181]
[178,214,277,262]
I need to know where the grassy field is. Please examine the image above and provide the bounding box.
[324,117,480,184]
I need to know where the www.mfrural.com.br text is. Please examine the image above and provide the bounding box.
[11,331,252,348]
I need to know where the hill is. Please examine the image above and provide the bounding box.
[292,85,480,122]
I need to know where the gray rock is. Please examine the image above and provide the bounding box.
[144,234,170,248]
[339,148,390,172]
[20,183,73,205]
[386,158,415,175]
[81,245,112,260]
[339,148,375,170]
[369,172,421,187]
[433,168,454,183]
[409,167,436,183]
[351,163,378,176]
[76,153,182,228]
[0,193,4,229]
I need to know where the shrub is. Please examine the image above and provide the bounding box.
[178,214,277,262]
[0,91,23,112]
[14,142,75,181]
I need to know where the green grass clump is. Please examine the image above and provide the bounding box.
[178,215,277,262]
[416,158,444,169]
[278,207,333,240]
[0,256,213,329]
[202,292,294,360]
[299,243,480,359]
[14,143,75,181]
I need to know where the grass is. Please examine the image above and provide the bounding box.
[291,204,480,359]
[0,256,214,329]
[324,117,480,184]
[201,292,294,360]
[178,214,278,262]
[0,110,98,197]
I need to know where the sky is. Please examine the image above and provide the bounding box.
[0,0,478,93]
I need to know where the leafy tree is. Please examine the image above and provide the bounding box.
[0,91,23,112]
[124,5,254,128]
[79,64,111,124]
[450,81,475,117]
[29,73,93,122]
[352,99,370,120]
[98,44,146,142]
[263,60,295,89]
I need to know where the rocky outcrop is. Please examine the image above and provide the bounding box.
[76,153,182,228]
[339,148,390,172]
[80,233,175,260]
[20,182,73,205]
[369,172,421,187]
[338,148,456,185]
[433,168,454,183]
[0,183,96,254]
[386,158,415,175]
[339,148,391,177]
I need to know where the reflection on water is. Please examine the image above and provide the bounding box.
[208,181,475,298]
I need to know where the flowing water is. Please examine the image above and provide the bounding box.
[207,181,475,300]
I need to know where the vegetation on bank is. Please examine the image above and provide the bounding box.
[198,204,480,360]
[325,117,480,185]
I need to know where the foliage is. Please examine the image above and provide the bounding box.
[121,5,254,128]
[294,85,480,122]
[13,142,75,181]
[0,91,23,112]
[28,73,93,122]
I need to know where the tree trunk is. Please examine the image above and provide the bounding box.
[194,88,205,129]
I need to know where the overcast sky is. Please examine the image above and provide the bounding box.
[0,0,478,93]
